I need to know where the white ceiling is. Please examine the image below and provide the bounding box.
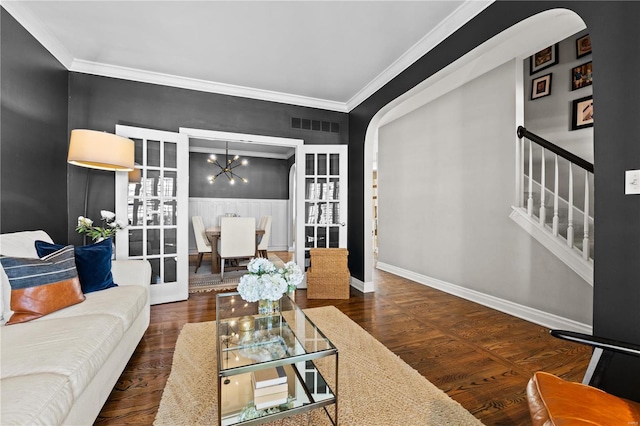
[4,0,493,113]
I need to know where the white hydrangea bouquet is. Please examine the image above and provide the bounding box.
[237,258,303,302]
[76,210,127,241]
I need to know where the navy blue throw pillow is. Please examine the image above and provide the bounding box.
[35,238,117,294]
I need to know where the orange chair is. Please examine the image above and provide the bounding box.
[527,330,640,425]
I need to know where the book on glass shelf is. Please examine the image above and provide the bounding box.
[252,381,288,397]
[252,366,287,389]
[254,389,288,410]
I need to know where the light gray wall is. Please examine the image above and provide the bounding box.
[525,29,593,163]
[377,60,592,325]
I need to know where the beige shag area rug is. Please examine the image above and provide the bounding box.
[154,306,483,426]
[189,254,285,293]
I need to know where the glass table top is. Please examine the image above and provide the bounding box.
[216,292,336,374]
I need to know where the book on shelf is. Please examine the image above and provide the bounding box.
[254,389,288,410]
[252,366,287,389]
[307,205,317,224]
[307,182,316,200]
[252,381,288,398]
[328,182,335,200]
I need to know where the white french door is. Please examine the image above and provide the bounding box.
[297,145,348,272]
[115,125,189,305]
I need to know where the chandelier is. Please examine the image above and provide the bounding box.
[207,141,248,185]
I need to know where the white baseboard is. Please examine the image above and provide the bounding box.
[350,276,375,293]
[376,262,592,334]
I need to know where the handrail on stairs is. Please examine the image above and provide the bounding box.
[517,126,594,173]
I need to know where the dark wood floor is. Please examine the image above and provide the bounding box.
[97,252,591,425]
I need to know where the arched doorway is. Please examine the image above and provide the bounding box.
[362,9,587,286]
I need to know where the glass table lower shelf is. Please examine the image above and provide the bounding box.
[216,292,338,426]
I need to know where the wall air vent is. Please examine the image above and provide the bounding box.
[291,117,340,134]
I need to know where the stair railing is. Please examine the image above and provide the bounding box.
[516,126,594,261]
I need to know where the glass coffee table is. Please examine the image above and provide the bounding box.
[216,292,338,425]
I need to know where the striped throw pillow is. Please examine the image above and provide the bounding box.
[0,245,85,324]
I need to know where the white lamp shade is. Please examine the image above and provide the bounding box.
[68,129,135,171]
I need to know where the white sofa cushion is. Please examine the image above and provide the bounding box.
[1,314,124,399]
[1,373,74,426]
[33,285,148,333]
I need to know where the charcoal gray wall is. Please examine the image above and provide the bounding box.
[189,153,290,199]
[348,1,640,399]
[67,73,347,245]
[0,8,69,242]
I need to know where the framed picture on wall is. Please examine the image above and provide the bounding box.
[531,73,552,100]
[576,34,592,58]
[530,44,559,75]
[571,61,593,91]
[571,95,594,130]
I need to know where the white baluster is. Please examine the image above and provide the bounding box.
[583,172,590,260]
[539,148,546,226]
[552,155,559,236]
[527,141,534,216]
[567,165,574,248]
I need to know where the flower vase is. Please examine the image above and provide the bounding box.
[258,299,280,315]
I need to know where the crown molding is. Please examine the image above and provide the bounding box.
[71,59,349,112]
[4,0,492,113]
[346,0,494,111]
[2,1,74,68]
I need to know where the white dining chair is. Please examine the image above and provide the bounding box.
[219,217,256,280]
[192,216,211,273]
[257,215,272,258]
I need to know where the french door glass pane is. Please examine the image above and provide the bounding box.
[163,201,177,225]
[165,229,177,254]
[306,154,315,175]
[164,257,177,282]
[305,226,315,248]
[134,138,143,164]
[317,227,327,248]
[148,140,161,167]
[149,258,161,284]
[129,229,144,257]
[317,154,327,175]
[328,227,339,248]
[127,199,143,226]
[329,154,339,175]
[148,229,161,255]
[165,143,177,168]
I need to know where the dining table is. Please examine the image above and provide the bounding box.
[205,227,265,274]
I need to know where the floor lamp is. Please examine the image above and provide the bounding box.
[67,129,135,244]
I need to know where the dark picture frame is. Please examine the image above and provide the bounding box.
[571,61,593,91]
[530,44,558,75]
[576,34,592,58]
[531,73,552,100]
[571,95,594,130]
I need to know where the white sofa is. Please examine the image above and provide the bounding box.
[0,230,151,425]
